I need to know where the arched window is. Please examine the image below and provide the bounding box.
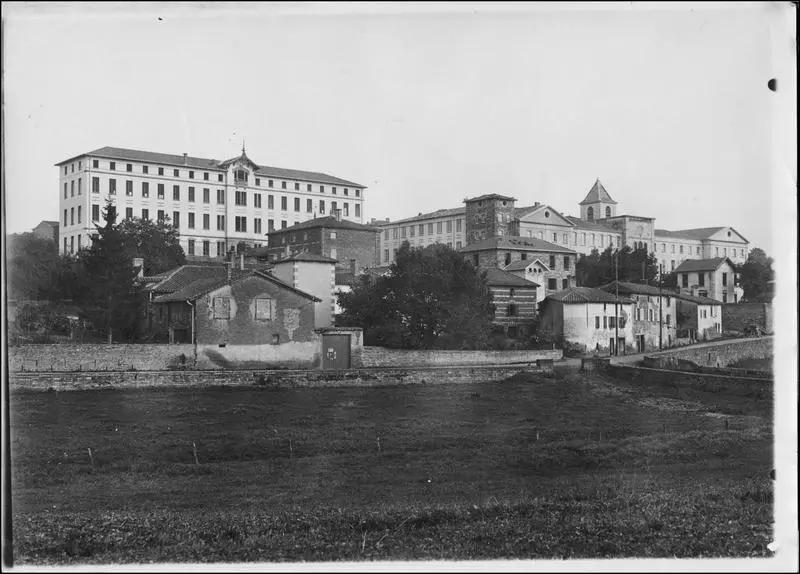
[605,206,611,218]
[234,169,249,184]
[587,206,594,221]
[504,252,512,266]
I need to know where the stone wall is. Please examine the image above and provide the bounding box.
[9,344,196,372]
[9,364,550,393]
[642,336,772,369]
[723,303,773,334]
[361,347,562,367]
[604,363,773,387]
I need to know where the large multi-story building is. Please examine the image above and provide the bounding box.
[56,146,366,258]
[375,179,750,272]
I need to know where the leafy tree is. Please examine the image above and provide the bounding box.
[576,245,660,287]
[116,215,186,276]
[6,233,61,300]
[338,242,495,349]
[78,201,144,342]
[738,248,774,302]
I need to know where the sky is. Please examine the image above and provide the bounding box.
[2,2,795,255]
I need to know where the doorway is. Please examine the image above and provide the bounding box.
[322,334,351,370]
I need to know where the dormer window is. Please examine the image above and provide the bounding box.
[235,169,249,185]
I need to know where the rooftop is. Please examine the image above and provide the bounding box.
[545,286,634,305]
[59,146,364,188]
[564,215,618,232]
[268,215,380,234]
[598,280,672,297]
[465,194,516,203]
[502,259,541,272]
[377,207,466,226]
[459,236,575,255]
[674,257,736,273]
[484,267,540,287]
[153,270,321,304]
[579,179,617,205]
[274,252,338,264]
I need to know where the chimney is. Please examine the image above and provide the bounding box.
[132,257,144,279]
[183,153,188,165]
[385,217,389,222]
[534,201,540,207]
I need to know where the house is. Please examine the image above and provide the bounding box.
[260,211,380,273]
[598,281,677,352]
[673,292,723,342]
[503,258,552,285]
[538,286,635,355]
[484,268,539,338]
[674,257,742,303]
[32,220,59,244]
[56,145,366,256]
[269,252,337,328]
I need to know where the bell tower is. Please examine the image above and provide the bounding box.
[579,178,617,221]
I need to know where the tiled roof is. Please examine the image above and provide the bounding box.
[503,259,538,272]
[268,216,380,234]
[484,267,540,287]
[598,281,671,297]
[58,146,364,187]
[378,207,466,226]
[144,265,229,294]
[673,292,722,305]
[465,194,516,202]
[153,270,321,303]
[579,179,617,205]
[655,227,725,240]
[459,236,575,254]
[564,215,618,232]
[545,286,633,304]
[362,265,392,277]
[674,257,734,273]
[274,252,337,264]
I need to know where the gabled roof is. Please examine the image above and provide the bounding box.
[268,216,380,234]
[57,146,364,187]
[464,194,516,203]
[377,207,465,226]
[655,226,749,244]
[484,267,540,287]
[503,259,540,272]
[144,264,230,294]
[599,280,670,297]
[274,252,337,264]
[674,257,736,273]
[153,270,321,304]
[545,286,633,304]
[459,236,575,255]
[564,215,618,232]
[579,179,617,205]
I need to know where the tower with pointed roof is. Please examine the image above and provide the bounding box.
[579,179,617,222]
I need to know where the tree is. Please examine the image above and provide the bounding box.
[6,233,61,300]
[337,242,495,349]
[116,215,186,276]
[78,201,144,342]
[575,245,659,287]
[738,248,774,302]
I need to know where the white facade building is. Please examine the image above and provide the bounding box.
[57,146,366,258]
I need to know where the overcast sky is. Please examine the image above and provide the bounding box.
[3,2,795,254]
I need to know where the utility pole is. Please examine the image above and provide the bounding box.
[658,263,663,350]
[614,250,619,356]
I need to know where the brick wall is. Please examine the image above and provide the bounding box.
[9,364,552,392]
[642,336,772,369]
[722,303,773,334]
[361,347,562,367]
[323,227,379,271]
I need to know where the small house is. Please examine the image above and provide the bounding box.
[484,267,539,338]
[674,292,723,342]
[598,281,677,352]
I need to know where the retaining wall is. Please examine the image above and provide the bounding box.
[8,364,549,393]
[603,363,773,388]
[642,336,772,369]
[361,347,562,367]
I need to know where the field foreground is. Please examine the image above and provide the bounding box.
[10,371,773,563]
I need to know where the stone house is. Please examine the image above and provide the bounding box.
[674,292,723,342]
[674,257,742,303]
[598,281,677,352]
[483,268,539,338]
[538,286,635,355]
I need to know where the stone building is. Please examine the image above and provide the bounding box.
[674,292,723,342]
[260,212,380,273]
[674,257,742,303]
[598,281,677,352]
[483,268,539,337]
[32,220,59,244]
[538,286,635,355]
[56,145,366,257]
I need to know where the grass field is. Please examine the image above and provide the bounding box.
[9,371,773,564]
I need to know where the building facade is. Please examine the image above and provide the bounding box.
[270,253,337,329]
[375,207,466,265]
[32,220,59,244]
[56,146,366,258]
[674,293,723,342]
[599,281,677,352]
[484,268,539,337]
[674,257,743,303]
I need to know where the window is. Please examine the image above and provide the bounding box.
[722,272,728,286]
[699,273,705,287]
[203,214,210,230]
[188,239,195,255]
[330,248,337,259]
[173,211,180,228]
[697,246,701,255]
[294,182,300,191]
[682,274,689,288]
[456,241,462,249]
[609,317,616,328]
[143,165,149,174]
[142,182,150,198]
[595,316,600,329]
[254,194,262,208]
[401,227,407,239]
[563,256,570,270]
[666,314,671,326]
[332,201,338,212]
[188,213,195,229]
[330,231,337,239]
[356,189,360,198]
[173,169,179,177]
[549,255,556,268]
[203,188,210,204]
[281,196,287,210]
[384,249,389,262]
[212,297,230,319]
[562,278,569,289]
[235,191,247,206]
[605,206,611,217]
[671,244,675,253]
[217,215,225,231]
[548,278,557,290]
[77,205,82,224]
[125,207,133,219]
[553,232,558,242]
[92,204,100,221]
[267,195,275,209]
[563,233,569,244]
[218,174,224,182]
[319,200,325,214]
[204,172,209,181]
[306,199,312,212]
[235,216,247,232]
[343,203,349,216]
[281,181,287,190]
[255,298,274,321]
[294,198,300,212]
[507,304,517,317]
[141,209,149,220]
[428,223,434,234]
[587,206,594,221]
[437,222,443,233]
[254,218,262,234]
[70,236,74,252]
[64,183,67,198]
[670,260,675,271]
[268,219,274,231]
[217,241,226,257]
[71,181,75,197]
[217,189,225,204]
[158,167,164,176]
[202,240,210,256]
[679,245,684,254]
[409,226,415,238]
[603,316,608,329]
[187,187,194,202]
[189,171,195,180]
[92,159,99,168]
[281,220,287,229]
[125,180,133,196]
[92,177,100,193]
[110,162,116,171]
